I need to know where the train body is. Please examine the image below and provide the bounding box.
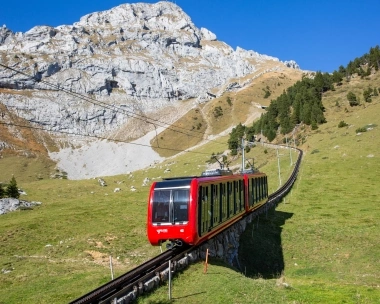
[147,170,268,247]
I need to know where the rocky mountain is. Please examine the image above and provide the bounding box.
[0,1,300,179]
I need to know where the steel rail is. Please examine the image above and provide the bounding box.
[69,248,186,304]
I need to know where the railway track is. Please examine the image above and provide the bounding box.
[70,146,303,304]
[69,247,193,304]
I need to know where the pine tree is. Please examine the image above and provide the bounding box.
[0,183,4,199]
[6,176,20,199]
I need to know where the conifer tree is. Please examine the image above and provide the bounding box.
[0,183,4,199]
[6,176,20,199]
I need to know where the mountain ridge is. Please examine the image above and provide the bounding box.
[0,1,301,179]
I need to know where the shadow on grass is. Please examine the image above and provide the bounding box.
[239,209,293,279]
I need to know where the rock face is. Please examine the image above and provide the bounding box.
[0,198,41,215]
[0,1,291,137]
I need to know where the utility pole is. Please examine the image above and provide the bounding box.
[286,136,293,166]
[241,137,245,172]
[277,148,282,187]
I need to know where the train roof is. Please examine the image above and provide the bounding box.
[154,169,266,189]
[154,177,193,189]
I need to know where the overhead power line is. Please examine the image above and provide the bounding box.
[0,63,226,145]
[0,121,212,156]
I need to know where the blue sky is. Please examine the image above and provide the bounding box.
[1,0,379,72]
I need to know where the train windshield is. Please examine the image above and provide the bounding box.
[152,189,189,224]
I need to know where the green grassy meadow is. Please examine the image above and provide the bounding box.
[1,76,380,303]
[137,87,380,302]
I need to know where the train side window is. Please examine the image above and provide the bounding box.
[250,178,254,207]
[198,187,204,235]
[238,180,243,211]
[213,185,219,225]
[247,178,251,207]
[228,182,233,218]
[221,183,227,222]
[198,186,210,236]
[233,181,238,214]
[258,177,261,201]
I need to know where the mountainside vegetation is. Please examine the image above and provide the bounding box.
[228,45,380,149]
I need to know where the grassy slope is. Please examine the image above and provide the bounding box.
[0,71,379,303]
[138,75,380,303]
[151,66,303,158]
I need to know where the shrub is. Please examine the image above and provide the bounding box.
[213,106,223,118]
[338,121,349,128]
[226,97,232,106]
[356,127,367,133]
[347,91,359,106]
[263,89,271,99]
[363,87,373,103]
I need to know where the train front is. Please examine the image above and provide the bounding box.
[147,178,196,249]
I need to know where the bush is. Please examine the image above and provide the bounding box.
[338,121,349,128]
[347,91,359,106]
[363,87,373,103]
[356,127,367,133]
[213,106,223,118]
[6,176,20,199]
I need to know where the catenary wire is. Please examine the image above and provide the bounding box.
[0,63,227,145]
[0,120,213,156]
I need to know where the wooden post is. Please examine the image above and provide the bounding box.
[203,249,209,274]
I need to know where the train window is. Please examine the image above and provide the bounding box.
[238,180,243,211]
[212,185,219,225]
[228,182,233,218]
[198,186,211,236]
[152,190,170,223]
[221,183,227,222]
[152,189,189,224]
[250,178,254,207]
[257,177,261,201]
[173,189,189,222]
